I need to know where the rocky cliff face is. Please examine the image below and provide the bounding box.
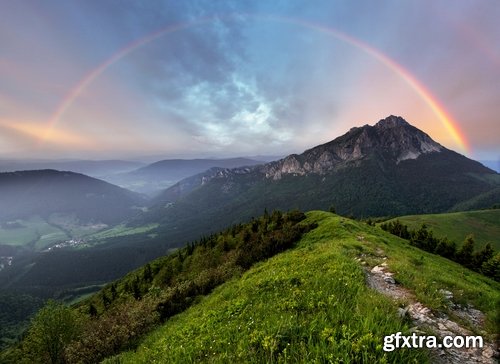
[157,115,450,198]
[260,115,443,180]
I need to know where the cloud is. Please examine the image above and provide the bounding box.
[0,0,498,159]
[0,119,94,149]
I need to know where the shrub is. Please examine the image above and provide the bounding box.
[23,300,82,364]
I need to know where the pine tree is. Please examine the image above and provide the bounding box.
[88,303,98,317]
[455,235,475,268]
[481,253,500,281]
[473,243,495,270]
[434,237,456,259]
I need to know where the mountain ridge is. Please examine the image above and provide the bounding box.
[260,115,446,180]
[151,116,497,213]
[0,169,146,225]
[103,157,265,195]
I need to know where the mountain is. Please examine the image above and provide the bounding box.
[104,157,265,195]
[450,187,500,212]
[0,170,146,225]
[142,116,499,235]
[0,160,144,178]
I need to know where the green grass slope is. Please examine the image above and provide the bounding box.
[385,209,500,250]
[111,212,499,364]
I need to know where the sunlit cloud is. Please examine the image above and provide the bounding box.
[0,119,94,149]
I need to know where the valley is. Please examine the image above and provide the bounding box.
[0,214,108,253]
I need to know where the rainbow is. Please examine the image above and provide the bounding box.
[45,14,470,153]
[280,16,470,153]
[43,21,204,141]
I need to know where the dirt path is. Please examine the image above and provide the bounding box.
[358,256,498,363]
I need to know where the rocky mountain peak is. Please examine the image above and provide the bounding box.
[374,115,409,129]
[370,115,442,161]
[261,116,444,180]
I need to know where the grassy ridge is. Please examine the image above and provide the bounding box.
[110,212,499,363]
[385,209,500,250]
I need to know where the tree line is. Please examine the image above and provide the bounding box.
[380,220,499,281]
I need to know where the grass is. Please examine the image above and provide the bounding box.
[107,212,499,363]
[384,209,500,250]
[0,216,67,249]
[86,223,159,241]
[0,213,158,252]
[59,284,108,305]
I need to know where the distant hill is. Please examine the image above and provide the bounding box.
[0,159,144,178]
[383,209,500,250]
[450,187,500,212]
[104,157,264,195]
[0,170,145,225]
[141,116,500,236]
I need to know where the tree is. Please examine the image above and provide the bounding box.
[473,243,495,270]
[455,235,475,268]
[102,293,111,309]
[110,283,118,300]
[410,224,434,251]
[23,300,81,364]
[88,303,98,317]
[143,263,153,282]
[434,238,456,259]
[481,253,500,281]
[132,278,142,300]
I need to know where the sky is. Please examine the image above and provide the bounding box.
[0,0,499,161]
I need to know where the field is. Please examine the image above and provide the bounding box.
[0,214,158,252]
[0,217,68,250]
[86,223,159,241]
[384,209,500,250]
[110,211,499,363]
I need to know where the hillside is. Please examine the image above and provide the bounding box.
[105,158,264,195]
[450,187,500,212]
[3,211,498,363]
[0,169,148,258]
[384,209,500,250]
[0,170,146,224]
[0,159,144,178]
[110,212,500,363]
